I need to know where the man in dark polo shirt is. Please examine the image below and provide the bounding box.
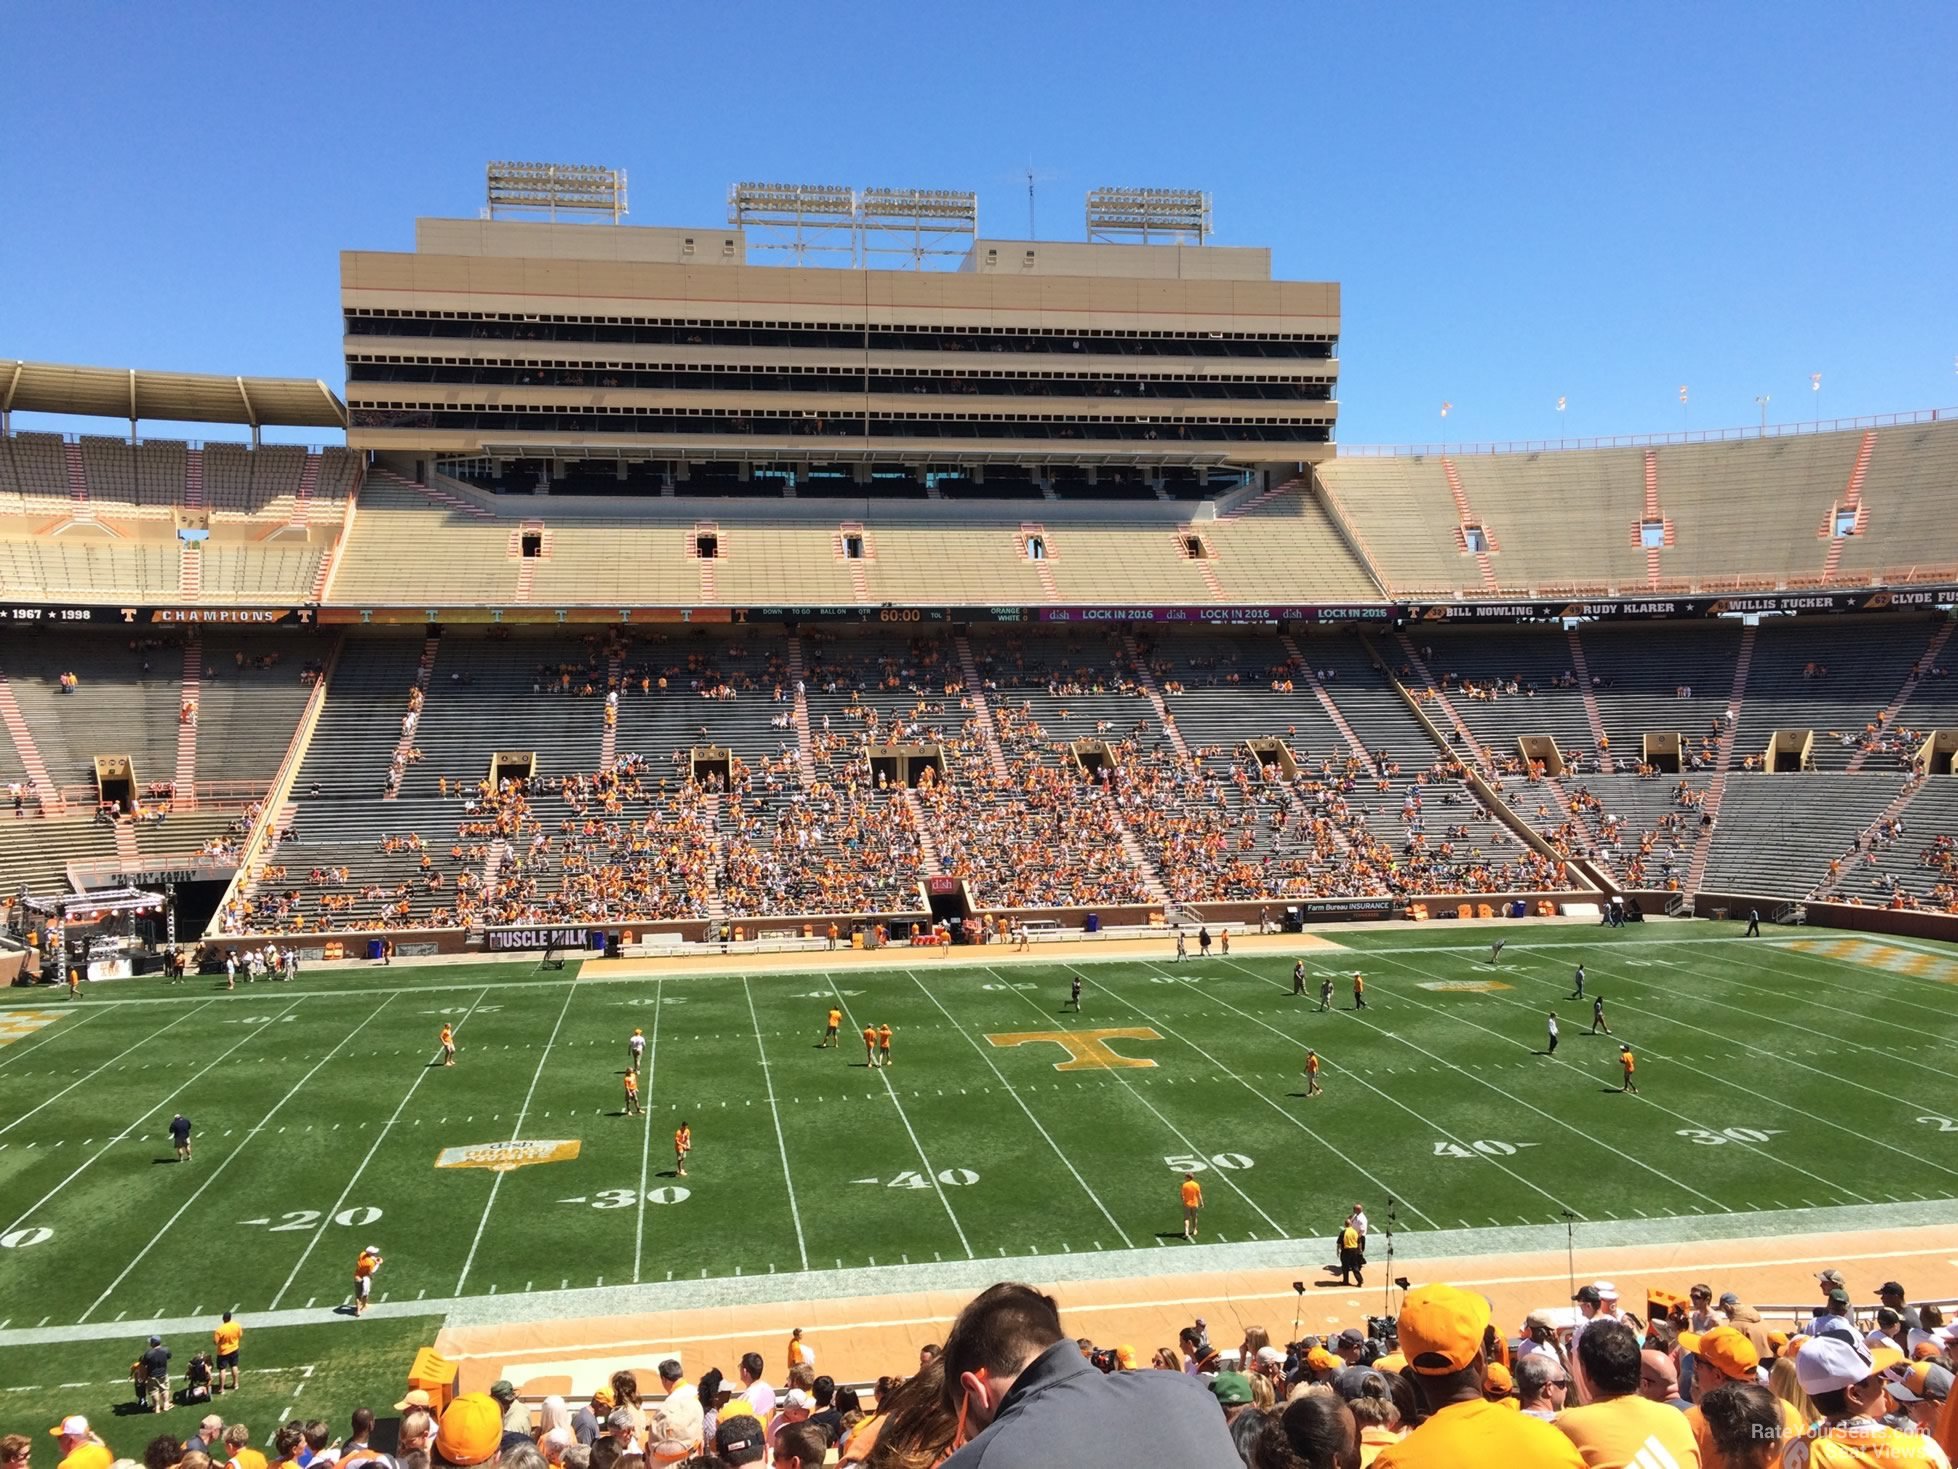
[939,1283,1238,1467]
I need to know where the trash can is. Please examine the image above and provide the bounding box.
[1084,913,1101,934]
[366,939,384,961]
[1509,900,1527,918]
[1283,906,1305,933]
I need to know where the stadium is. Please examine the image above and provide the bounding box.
[5,158,1958,1469]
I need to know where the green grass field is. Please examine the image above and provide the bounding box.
[0,1315,437,1464]
[2,923,1956,1340]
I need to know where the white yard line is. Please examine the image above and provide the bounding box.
[1472,953,1958,1187]
[742,976,810,1272]
[909,969,1134,1248]
[0,1000,218,1136]
[822,971,973,1259]
[0,1003,114,1071]
[1220,954,1730,1212]
[1166,959,1585,1220]
[266,987,494,1310]
[1349,951,1865,1206]
[1117,960,1443,1228]
[453,975,581,1296]
[632,976,664,1284]
[2,996,310,1239]
[75,996,397,1323]
[988,969,1294,1239]
[1705,945,1958,1065]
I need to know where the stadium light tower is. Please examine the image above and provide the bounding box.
[1085,187,1211,245]
[485,161,627,223]
[1756,394,1771,432]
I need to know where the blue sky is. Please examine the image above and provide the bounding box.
[3,1,1954,446]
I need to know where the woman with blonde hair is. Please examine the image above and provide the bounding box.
[1241,1327,1273,1367]
[535,1396,572,1443]
[848,1357,956,1468]
[1766,1354,1813,1426]
[1153,1346,1184,1373]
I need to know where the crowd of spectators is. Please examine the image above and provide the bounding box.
[27,1268,1957,1469]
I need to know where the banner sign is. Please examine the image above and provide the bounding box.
[484,926,602,952]
[1293,898,1397,919]
[9,589,1953,628]
[2,605,313,625]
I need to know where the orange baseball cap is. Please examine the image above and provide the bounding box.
[1680,1327,1760,1380]
[1484,1362,1514,1394]
[1306,1346,1341,1372]
[1399,1284,1491,1375]
[433,1393,503,1468]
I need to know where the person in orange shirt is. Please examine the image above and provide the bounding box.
[862,1025,878,1069]
[623,1067,642,1117]
[439,1025,456,1068]
[1180,1173,1203,1242]
[1371,1285,1584,1469]
[878,1024,893,1068]
[674,1121,691,1177]
[1304,1049,1323,1098]
[1618,1045,1639,1095]
[212,1310,243,1392]
[821,1008,841,1048]
[352,1245,382,1316]
[1680,1326,1804,1467]
[786,1327,815,1375]
[222,1423,267,1469]
[1353,971,1368,1010]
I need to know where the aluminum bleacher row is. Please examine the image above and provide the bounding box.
[7,620,1958,928]
[0,432,356,605]
[1315,415,1958,599]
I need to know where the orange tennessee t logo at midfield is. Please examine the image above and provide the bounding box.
[985,1028,1163,1071]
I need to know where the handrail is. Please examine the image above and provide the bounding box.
[1338,405,1954,458]
[4,428,343,454]
[203,632,344,938]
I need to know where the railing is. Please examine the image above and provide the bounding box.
[1338,405,1955,458]
[4,429,341,454]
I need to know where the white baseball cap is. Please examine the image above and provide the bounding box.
[366,1244,381,1254]
[1794,1335,1904,1396]
[1594,1281,1619,1299]
[51,1417,90,1438]
[782,1389,813,1411]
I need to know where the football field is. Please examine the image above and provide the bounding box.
[2,922,1956,1335]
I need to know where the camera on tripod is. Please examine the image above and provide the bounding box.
[1365,1315,1399,1350]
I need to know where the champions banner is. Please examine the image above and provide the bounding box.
[8,588,1953,628]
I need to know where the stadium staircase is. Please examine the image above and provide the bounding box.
[1639,450,1669,588]
[1278,633,1370,759]
[901,787,944,877]
[1123,635,1193,761]
[1819,431,1876,582]
[172,636,202,810]
[1684,624,1757,893]
[1220,474,1305,521]
[1567,627,1614,768]
[702,793,729,926]
[1393,631,1495,771]
[382,635,441,802]
[0,673,60,813]
[111,816,139,869]
[1806,774,1929,901]
[1114,821,1172,907]
[599,652,623,768]
[289,453,320,531]
[785,637,818,782]
[1440,457,1500,593]
[61,439,93,522]
[952,634,1012,783]
[1844,619,1957,773]
[210,633,342,931]
[183,448,205,510]
[177,540,202,599]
